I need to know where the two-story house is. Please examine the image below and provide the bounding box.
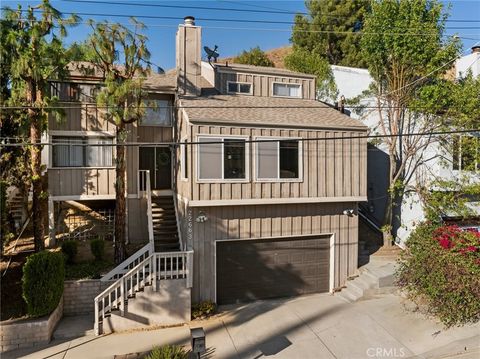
[46,16,367,333]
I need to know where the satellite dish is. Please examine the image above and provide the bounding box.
[204,45,219,64]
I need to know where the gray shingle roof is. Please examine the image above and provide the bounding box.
[180,95,367,130]
[214,63,316,79]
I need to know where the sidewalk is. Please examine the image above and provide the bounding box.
[4,293,480,359]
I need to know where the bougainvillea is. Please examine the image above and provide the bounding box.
[397,223,480,327]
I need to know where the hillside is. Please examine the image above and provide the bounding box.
[219,46,292,69]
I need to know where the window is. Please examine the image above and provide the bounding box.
[453,136,479,172]
[52,136,113,167]
[197,137,247,180]
[272,83,301,98]
[227,81,252,95]
[181,138,188,180]
[140,100,172,126]
[256,139,301,180]
[50,82,80,101]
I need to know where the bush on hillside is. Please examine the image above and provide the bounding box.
[61,240,78,264]
[22,251,65,317]
[90,238,105,261]
[397,222,480,327]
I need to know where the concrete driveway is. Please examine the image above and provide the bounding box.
[5,293,480,359]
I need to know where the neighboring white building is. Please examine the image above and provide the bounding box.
[330,47,480,245]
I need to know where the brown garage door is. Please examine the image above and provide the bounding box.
[216,236,330,304]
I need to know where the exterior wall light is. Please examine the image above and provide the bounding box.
[343,209,355,216]
[195,211,208,223]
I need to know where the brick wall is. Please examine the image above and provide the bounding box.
[0,296,63,353]
[63,279,113,316]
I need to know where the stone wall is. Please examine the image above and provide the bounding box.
[63,279,113,316]
[0,296,63,353]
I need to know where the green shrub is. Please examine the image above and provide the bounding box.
[90,238,105,261]
[61,240,78,264]
[22,251,65,317]
[192,300,216,320]
[397,222,480,327]
[145,345,188,359]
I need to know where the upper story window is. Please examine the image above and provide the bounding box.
[197,137,247,181]
[453,136,479,172]
[51,82,80,101]
[272,83,301,98]
[140,100,172,126]
[52,136,113,168]
[256,138,301,180]
[227,81,252,95]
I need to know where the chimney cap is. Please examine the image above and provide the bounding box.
[472,45,480,54]
[184,16,195,26]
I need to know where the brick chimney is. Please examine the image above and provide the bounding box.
[176,16,201,96]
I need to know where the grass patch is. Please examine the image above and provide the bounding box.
[65,260,114,280]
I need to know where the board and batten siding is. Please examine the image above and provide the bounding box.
[188,202,358,302]
[185,124,367,202]
[48,168,115,197]
[48,102,115,132]
[215,71,316,100]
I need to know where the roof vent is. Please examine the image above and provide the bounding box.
[184,16,195,26]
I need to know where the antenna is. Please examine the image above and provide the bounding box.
[204,45,219,66]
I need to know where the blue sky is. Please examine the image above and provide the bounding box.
[3,0,480,70]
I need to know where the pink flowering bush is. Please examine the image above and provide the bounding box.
[397,223,480,327]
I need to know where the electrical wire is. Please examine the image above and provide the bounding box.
[1,129,478,147]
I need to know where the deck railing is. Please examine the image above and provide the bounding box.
[94,250,193,335]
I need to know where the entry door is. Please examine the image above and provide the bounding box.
[139,147,172,190]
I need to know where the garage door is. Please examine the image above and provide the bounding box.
[216,236,330,304]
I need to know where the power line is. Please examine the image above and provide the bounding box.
[1,129,478,147]
[63,0,480,23]
[5,8,480,34]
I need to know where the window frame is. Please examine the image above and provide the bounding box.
[226,81,253,95]
[271,82,302,98]
[139,99,173,127]
[50,135,115,169]
[253,136,303,182]
[196,134,250,183]
[452,135,479,173]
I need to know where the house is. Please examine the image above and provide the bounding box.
[45,16,367,333]
[329,46,480,246]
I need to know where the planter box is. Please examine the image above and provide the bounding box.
[0,296,63,353]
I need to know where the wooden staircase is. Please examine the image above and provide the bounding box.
[151,196,180,252]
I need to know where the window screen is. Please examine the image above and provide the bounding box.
[257,141,278,179]
[273,83,301,98]
[198,137,222,179]
[86,138,113,167]
[141,100,172,126]
[256,139,300,179]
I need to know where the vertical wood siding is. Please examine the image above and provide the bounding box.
[48,168,115,197]
[48,103,115,132]
[185,124,367,201]
[188,202,358,302]
[215,71,316,100]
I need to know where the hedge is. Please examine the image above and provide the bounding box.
[397,222,480,327]
[22,251,65,317]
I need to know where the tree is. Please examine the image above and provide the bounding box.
[1,1,78,251]
[67,41,97,62]
[86,19,151,264]
[360,0,460,245]
[284,47,337,99]
[234,46,274,67]
[291,0,369,68]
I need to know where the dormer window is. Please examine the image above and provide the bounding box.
[272,83,301,98]
[227,81,252,95]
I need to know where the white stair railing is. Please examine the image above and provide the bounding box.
[94,250,193,335]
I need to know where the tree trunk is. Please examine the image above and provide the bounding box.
[28,82,45,252]
[382,153,397,248]
[114,124,127,264]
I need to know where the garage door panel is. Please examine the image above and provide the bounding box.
[216,236,330,304]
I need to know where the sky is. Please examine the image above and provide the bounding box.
[3,0,480,71]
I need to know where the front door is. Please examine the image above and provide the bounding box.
[139,146,172,190]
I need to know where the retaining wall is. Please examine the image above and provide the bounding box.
[63,279,113,316]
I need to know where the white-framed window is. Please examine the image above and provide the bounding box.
[227,81,252,95]
[140,100,172,126]
[181,137,189,180]
[272,82,302,98]
[197,136,249,181]
[255,138,302,181]
[52,136,113,168]
[453,135,479,172]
